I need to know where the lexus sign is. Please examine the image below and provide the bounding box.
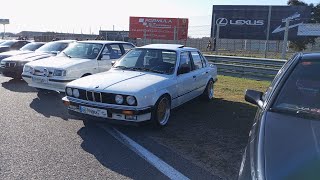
[211,5,311,40]
[216,18,264,26]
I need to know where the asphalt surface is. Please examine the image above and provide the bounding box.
[0,76,219,180]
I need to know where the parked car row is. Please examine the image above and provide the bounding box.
[1,41,217,128]
[1,39,320,179]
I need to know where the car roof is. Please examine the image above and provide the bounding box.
[78,40,132,44]
[53,40,76,43]
[139,44,199,51]
[301,52,320,60]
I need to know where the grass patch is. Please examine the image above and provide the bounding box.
[215,75,270,103]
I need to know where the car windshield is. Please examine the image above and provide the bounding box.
[0,41,16,46]
[272,59,320,119]
[60,43,103,59]
[35,42,69,53]
[114,48,177,75]
[20,43,44,51]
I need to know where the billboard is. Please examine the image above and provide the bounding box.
[298,24,320,36]
[0,19,9,25]
[211,5,311,40]
[129,17,188,40]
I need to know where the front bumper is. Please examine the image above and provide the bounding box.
[22,74,75,92]
[62,96,153,123]
[0,66,23,78]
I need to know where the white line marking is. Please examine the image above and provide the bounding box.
[101,126,189,180]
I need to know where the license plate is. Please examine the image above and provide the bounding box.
[32,76,48,84]
[79,106,108,118]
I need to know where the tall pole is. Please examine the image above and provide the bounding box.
[211,13,216,51]
[215,24,220,53]
[281,18,290,59]
[264,6,272,58]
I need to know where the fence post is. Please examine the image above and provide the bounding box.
[264,6,272,58]
[215,24,220,54]
[281,18,290,59]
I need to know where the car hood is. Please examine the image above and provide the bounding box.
[0,50,32,60]
[3,52,52,62]
[264,111,320,180]
[68,69,170,94]
[26,56,91,69]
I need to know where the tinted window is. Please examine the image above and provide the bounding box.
[114,49,177,75]
[123,44,134,53]
[36,42,69,53]
[178,52,192,74]
[20,43,44,51]
[272,59,320,116]
[61,42,103,59]
[191,51,203,70]
[1,41,16,46]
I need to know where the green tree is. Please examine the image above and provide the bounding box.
[287,0,320,51]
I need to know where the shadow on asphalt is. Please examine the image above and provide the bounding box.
[77,124,167,180]
[29,91,69,120]
[113,98,257,179]
[1,78,37,93]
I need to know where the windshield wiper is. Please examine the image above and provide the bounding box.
[114,66,129,70]
[63,52,71,58]
[129,67,165,74]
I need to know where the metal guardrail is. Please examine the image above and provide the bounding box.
[205,55,286,81]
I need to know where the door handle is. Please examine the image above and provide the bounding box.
[206,72,208,74]
[193,75,196,78]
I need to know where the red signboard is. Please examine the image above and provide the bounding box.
[129,16,189,40]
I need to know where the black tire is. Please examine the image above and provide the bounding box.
[201,79,214,101]
[151,95,171,128]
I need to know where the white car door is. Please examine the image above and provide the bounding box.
[176,51,199,105]
[190,51,209,96]
[97,44,123,72]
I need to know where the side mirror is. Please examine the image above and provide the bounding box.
[111,61,116,66]
[245,89,263,108]
[177,66,190,75]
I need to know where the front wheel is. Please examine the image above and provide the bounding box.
[152,95,171,128]
[201,79,214,101]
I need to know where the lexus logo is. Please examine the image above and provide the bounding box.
[216,18,228,26]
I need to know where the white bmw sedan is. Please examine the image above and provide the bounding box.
[62,44,217,127]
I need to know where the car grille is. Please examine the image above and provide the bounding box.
[1,62,16,68]
[77,89,116,104]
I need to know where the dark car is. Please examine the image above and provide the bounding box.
[0,40,30,53]
[239,53,320,180]
[0,40,75,79]
[0,42,45,62]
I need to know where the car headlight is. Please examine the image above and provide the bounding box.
[66,87,73,96]
[126,96,136,105]
[72,89,80,98]
[24,65,35,74]
[115,95,124,104]
[53,69,66,76]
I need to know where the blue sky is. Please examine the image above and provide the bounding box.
[0,0,318,35]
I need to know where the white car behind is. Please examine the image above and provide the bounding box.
[22,41,135,92]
